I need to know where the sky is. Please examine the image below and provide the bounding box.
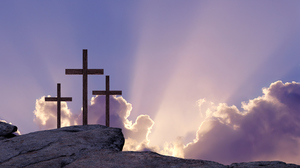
[1,0,300,165]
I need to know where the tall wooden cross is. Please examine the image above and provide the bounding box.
[65,49,104,125]
[45,83,72,128]
[92,76,122,127]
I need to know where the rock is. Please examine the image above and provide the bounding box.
[229,161,300,168]
[0,121,18,136]
[66,150,227,168]
[62,150,300,168]
[0,125,124,167]
[0,124,299,168]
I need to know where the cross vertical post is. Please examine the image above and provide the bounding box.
[83,50,88,125]
[65,49,104,125]
[92,76,122,127]
[106,76,110,127]
[57,83,61,128]
[45,83,72,128]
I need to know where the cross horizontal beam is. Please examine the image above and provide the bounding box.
[65,69,103,75]
[45,97,72,101]
[92,91,122,95]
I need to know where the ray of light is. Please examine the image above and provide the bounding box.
[130,1,300,148]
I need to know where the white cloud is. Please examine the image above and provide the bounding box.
[33,95,155,152]
[33,81,300,165]
[184,81,300,164]
[33,96,77,130]
[88,95,155,151]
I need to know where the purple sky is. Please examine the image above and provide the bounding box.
[1,1,300,165]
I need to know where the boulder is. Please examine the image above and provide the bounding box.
[0,125,124,167]
[0,121,18,136]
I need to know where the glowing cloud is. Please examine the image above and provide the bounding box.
[33,96,77,130]
[87,95,155,151]
[184,81,300,164]
[33,95,155,152]
[33,81,300,165]
[130,1,300,151]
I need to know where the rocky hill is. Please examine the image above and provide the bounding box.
[0,122,299,168]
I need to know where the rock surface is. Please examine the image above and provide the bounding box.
[0,124,299,168]
[0,121,18,140]
[66,150,227,168]
[229,161,300,168]
[65,151,300,168]
[0,125,124,167]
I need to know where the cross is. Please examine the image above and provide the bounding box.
[45,83,72,128]
[92,76,122,127]
[65,49,104,125]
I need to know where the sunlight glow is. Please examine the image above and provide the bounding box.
[130,1,299,150]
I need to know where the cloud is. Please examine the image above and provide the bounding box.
[88,95,155,151]
[33,96,77,130]
[184,81,300,164]
[33,95,155,152]
[33,81,300,165]
[160,136,185,158]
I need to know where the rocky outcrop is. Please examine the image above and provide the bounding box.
[0,124,299,168]
[66,150,227,168]
[0,125,124,167]
[229,161,300,168]
[0,121,18,140]
[66,151,300,168]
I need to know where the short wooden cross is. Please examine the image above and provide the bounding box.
[45,83,72,128]
[92,76,122,127]
[65,49,104,125]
